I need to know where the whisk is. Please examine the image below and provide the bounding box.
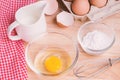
[73,57,120,79]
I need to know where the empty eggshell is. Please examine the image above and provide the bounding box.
[71,0,90,16]
[45,0,58,15]
[56,11,74,28]
[90,0,108,8]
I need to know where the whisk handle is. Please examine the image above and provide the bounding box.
[110,57,120,65]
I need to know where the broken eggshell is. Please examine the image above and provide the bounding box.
[56,11,74,28]
[44,0,58,15]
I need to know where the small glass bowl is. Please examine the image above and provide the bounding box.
[25,32,78,76]
[77,21,115,55]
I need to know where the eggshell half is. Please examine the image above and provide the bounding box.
[56,11,74,28]
[45,0,58,15]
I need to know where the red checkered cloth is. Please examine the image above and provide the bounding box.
[0,0,36,79]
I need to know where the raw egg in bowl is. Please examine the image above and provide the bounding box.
[25,32,78,76]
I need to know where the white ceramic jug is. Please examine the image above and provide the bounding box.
[8,1,47,42]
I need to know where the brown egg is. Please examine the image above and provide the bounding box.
[71,0,90,16]
[90,0,108,8]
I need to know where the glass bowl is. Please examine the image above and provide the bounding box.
[77,21,115,55]
[25,32,78,76]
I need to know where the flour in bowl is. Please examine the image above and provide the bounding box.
[82,30,111,50]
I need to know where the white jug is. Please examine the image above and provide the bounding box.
[7,1,47,42]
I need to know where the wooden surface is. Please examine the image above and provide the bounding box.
[27,8,120,80]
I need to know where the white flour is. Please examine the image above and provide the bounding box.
[82,30,111,50]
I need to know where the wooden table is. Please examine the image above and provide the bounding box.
[27,8,120,80]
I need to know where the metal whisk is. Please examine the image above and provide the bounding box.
[73,57,120,79]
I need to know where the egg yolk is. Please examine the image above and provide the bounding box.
[44,56,62,73]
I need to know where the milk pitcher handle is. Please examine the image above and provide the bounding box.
[7,21,21,40]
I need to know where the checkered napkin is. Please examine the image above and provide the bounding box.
[0,0,36,79]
